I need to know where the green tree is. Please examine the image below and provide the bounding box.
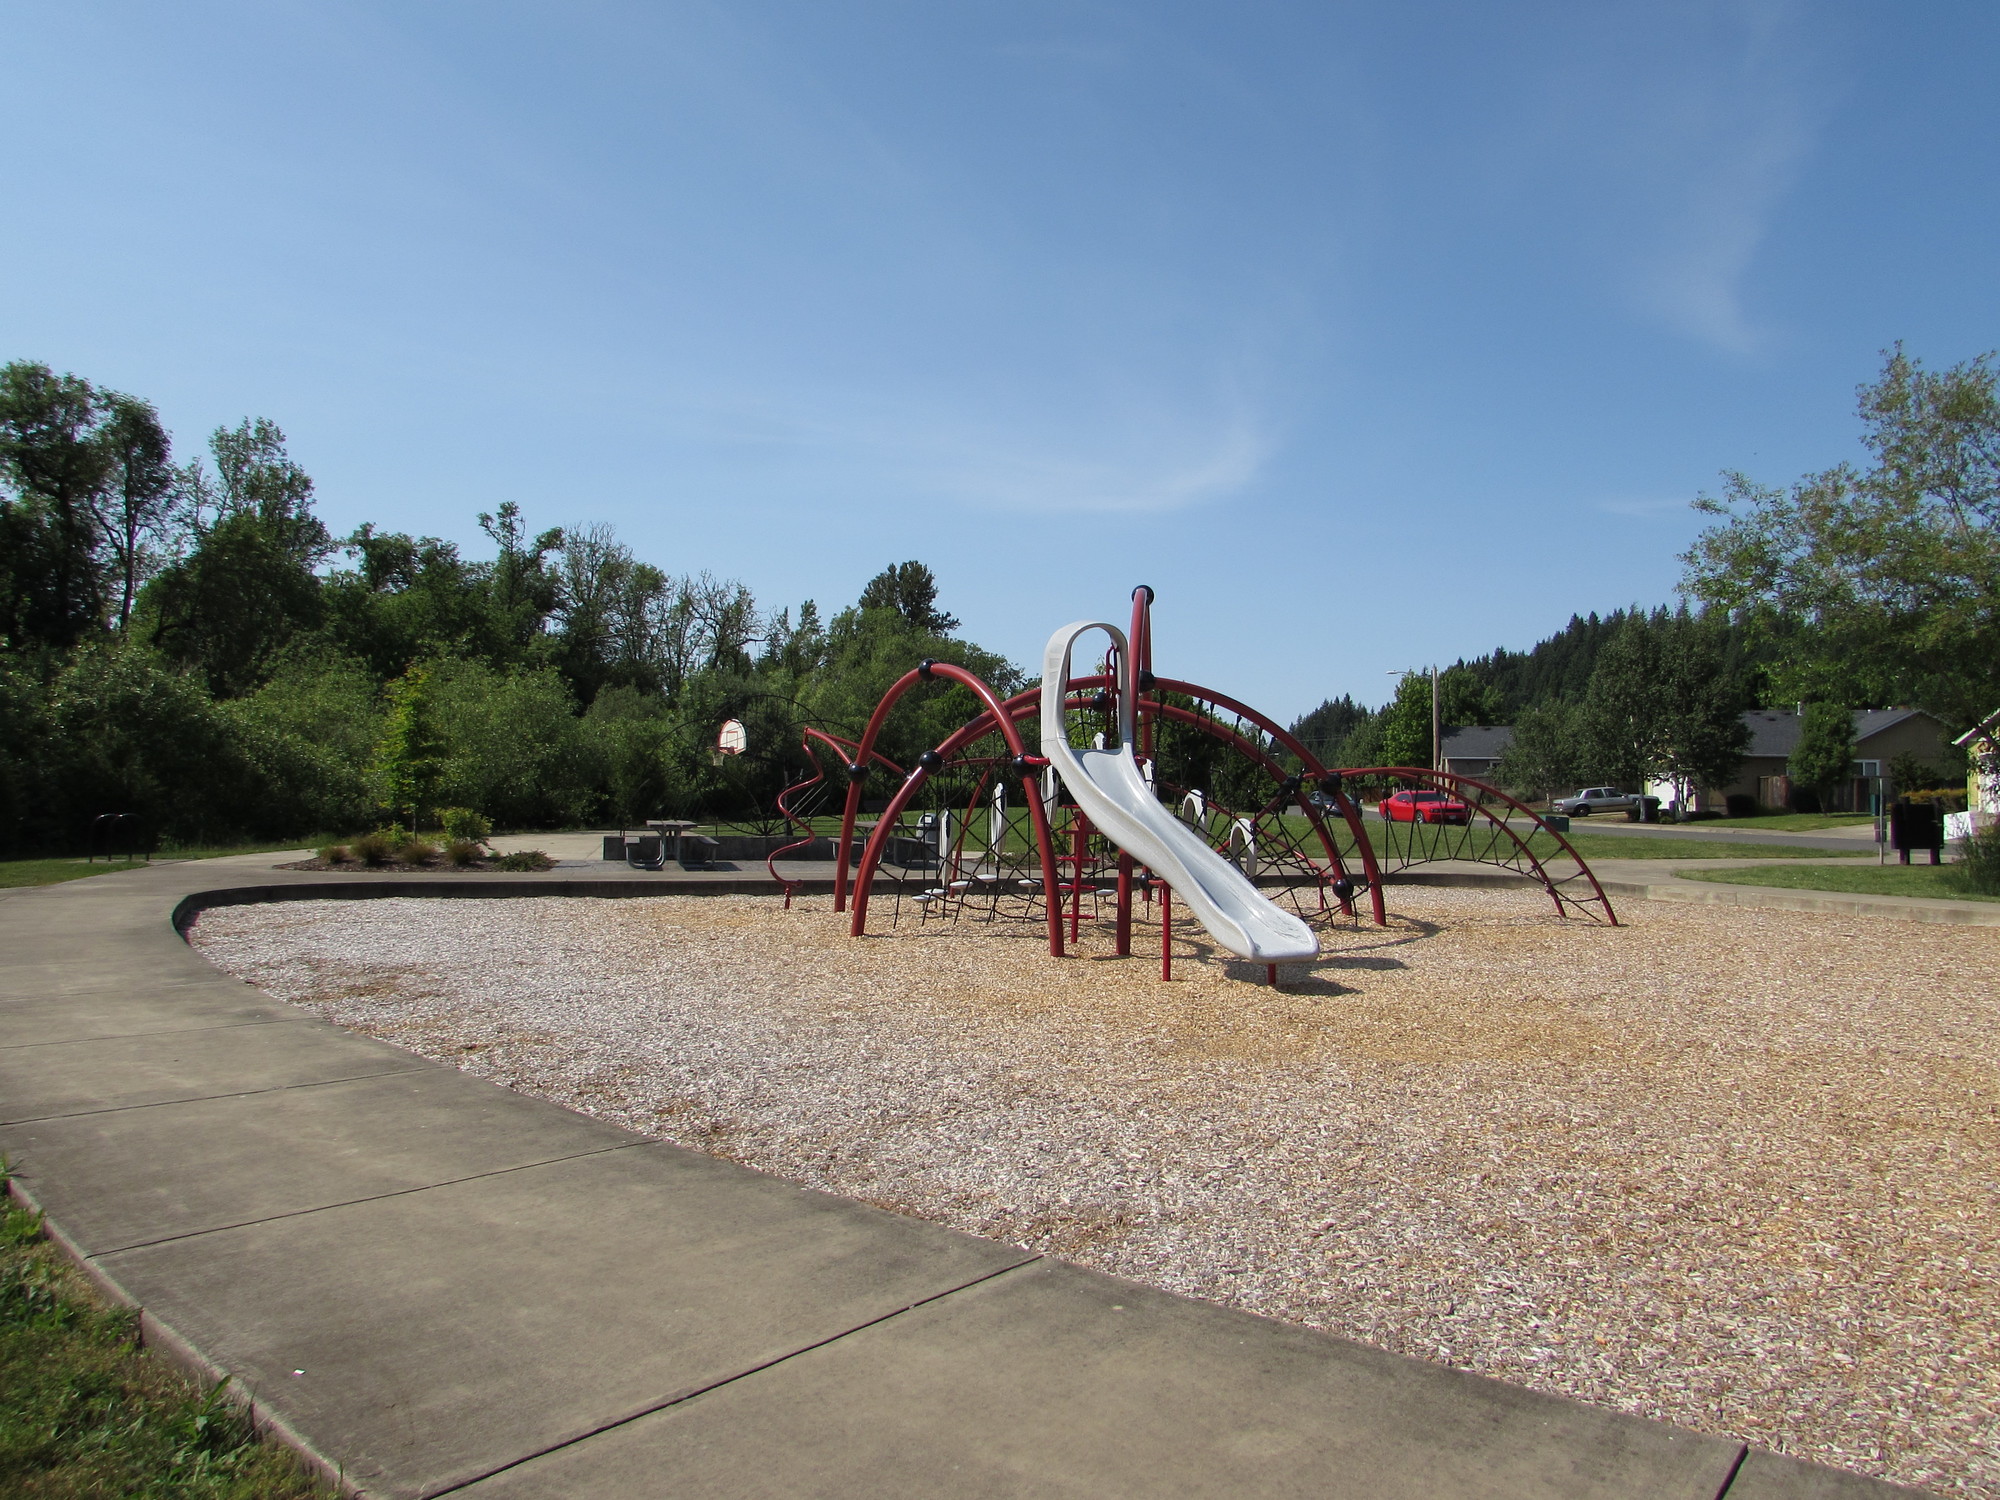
[1579,609,1749,811]
[1375,672,1435,769]
[373,664,448,824]
[138,420,329,696]
[140,511,325,696]
[1497,700,1586,801]
[225,647,383,834]
[1684,345,2000,726]
[1576,617,1659,789]
[1289,694,1368,766]
[428,660,597,827]
[857,561,959,635]
[94,393,178,630]
[0,361,110,651]
[41,637,252,847]
[1788,703,1855,811]
[1650,610,1752,813]
[478,502,564,656]
[585,686,676,824]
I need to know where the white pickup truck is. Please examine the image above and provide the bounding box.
[1550,787,1641,817]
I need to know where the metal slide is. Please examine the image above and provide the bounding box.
[1041,620,1320,965]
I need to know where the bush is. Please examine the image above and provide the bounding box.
[351,831,393,866]
[402,839,440,866]
[439,807,491,844]
[1955,821,2000,896]
[495,849,554,871]
[443,838,482,867]
[318,842,352,864]
[1724,793,1757,818]
[1903,787,1968,812]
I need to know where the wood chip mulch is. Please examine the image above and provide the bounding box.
[191,888,2000,1496]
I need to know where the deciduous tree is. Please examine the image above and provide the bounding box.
[1684,346,2000,726]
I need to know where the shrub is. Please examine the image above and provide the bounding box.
[439,807,492,844]
[1903,787,1968,812]
[1955,821,2000,896]
[351,831,393,866]
[443,838,482,867]
[318,842,352,864]
[495,849,554,872]
[402,839,440,866]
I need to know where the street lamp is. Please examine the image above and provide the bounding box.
[1386,666,1441,772]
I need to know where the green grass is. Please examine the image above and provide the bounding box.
[1557,831,1869,861]
[0,1185,328,1498]
[1261,815,1866,862]
[1675,862,1999,903]
[1662,811,1876,832]
[0,859,153,891]
[0,840,326,891]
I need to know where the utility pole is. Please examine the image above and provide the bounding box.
[1431,665,1441,773]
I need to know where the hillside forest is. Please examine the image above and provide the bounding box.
[3,346,1995,852]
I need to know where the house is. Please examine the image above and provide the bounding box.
[1668,707,1956,813]
[1954,707,2000,820]
[1438,709,1955,811]
[1439,724,1513,781]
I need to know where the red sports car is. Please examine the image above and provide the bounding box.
[1378,789,1471,825]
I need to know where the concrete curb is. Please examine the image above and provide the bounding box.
[4,1172,363,1497]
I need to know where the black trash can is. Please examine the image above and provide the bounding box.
[1889,800,1944,865]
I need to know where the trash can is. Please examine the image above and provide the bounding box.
[1637,797,1662,824]
[1889,800,1944,865]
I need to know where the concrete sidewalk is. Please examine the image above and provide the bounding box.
[0,857,1925,1497]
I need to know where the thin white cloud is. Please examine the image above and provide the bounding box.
[672,382,1274,516]
[922,410,1271,514]
[1625,13,1815,353]
[1527,0,1831,355]
[1595,495,1695,520]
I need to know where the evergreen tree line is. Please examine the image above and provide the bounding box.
[0,360,1013,853]
[1291,607,1762,802]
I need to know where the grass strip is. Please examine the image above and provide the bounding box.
[0,841,330,891]
[1675,863,2000,903]
[0,1183,329,1498]
[1556,833,1870,861]
[0,859,153,891]
[1646,812,1876,833]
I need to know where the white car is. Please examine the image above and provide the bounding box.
[1550,787,1640,817]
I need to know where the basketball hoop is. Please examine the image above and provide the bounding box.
[716,719,747,757]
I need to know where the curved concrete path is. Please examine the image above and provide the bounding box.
[0,856,1927,1498]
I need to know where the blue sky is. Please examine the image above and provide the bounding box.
[4,2,1996,721]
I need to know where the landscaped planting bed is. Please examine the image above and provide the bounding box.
[191,890,2000,1497]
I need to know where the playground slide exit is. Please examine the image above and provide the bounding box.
[1041,620,1320,965]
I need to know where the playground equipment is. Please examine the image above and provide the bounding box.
[765,586,1616,976]
[1040,617,1318,965]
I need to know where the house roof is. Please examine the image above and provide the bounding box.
[1440,725,1514,760]
[1955,706,2000,749]
[1742,707,1940,760]
[1434,710,1946,767]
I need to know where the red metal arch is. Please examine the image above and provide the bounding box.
[1341,767,1620,924]
[767,727,904,908]
[840,662,1065,955]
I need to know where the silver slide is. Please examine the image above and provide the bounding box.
[1041,620,1320,964]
